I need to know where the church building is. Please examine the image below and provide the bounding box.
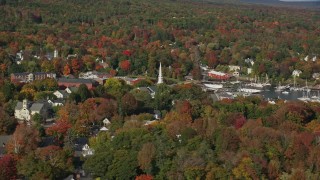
[14,99,48,122]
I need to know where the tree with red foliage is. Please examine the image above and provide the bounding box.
[123,50,132,57]
[0,63,6,76]
[206,51,218,68]
[119,60,131,72]
[110,69,117,76]
[135,174,153,180]
[9,42,19,54]
[71,59,82,75]
[234,115,246,129]
[191,65,201,80]
[176,100,192,115]
[0,154,17,180]
[95,64,103,71]
[46,120,72,144]
[258,64,266,74]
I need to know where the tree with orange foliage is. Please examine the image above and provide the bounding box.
[164,111,193,138]
[6,124,40,156]
[109,69,117,76]
[19,88,36,100]
[71,59,82,75]
[119,60,131,72]
[175,100,192,115]
[53,58,63,74]
[63,64,71,76]
[135,174,153,180]
[0,63,6,76]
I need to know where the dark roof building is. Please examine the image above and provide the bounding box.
[58,78,97,89]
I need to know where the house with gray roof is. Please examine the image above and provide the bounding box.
[15,99,48,122]
[66,87,79,94]
[47,99,65,107]
[54,90,69,99]
[136,86,156,98]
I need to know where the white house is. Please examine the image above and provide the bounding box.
[233,71,240,77]
[313,73,320,79]
[312,56,317,62]
[245,58,254,66]
[53,90,69,99]
[144,120,157,126]
[79,71,99,79]
[154,110,161,120]
[100,127,109,131]
[200,65,209,71]
[103,118,111,126]
[229,65,240,72]
[82,144,94,157]
[47,99,64,107]
[15,99,48,122]
[292,70,302,77]
[16,50,24,64]
[54,49,58,58]
[67,54,78,60]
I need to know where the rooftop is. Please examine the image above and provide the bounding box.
[30,103,45,112]
[58,78,95,84]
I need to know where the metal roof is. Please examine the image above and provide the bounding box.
[30,103,44,112]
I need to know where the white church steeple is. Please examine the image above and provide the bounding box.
[157,62,163,84]
[54,49,58,58]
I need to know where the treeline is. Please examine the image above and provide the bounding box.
[1,78,320,179]
[0,0,319,81]
[83,94,320,179]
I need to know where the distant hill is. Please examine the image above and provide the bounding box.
[239,0,320,8]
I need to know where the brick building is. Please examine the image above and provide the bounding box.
[11,72,56,83]
[58,78,97,89]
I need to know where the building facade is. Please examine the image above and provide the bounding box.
[58,78,97,89]
[14,99,48,122]
[11,72,56,83]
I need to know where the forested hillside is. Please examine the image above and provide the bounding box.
[0,0,320,179]
[0,0,319,79]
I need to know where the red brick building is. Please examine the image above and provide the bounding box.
[58,78,97,89]
[11,72,56,83]
[208,70,230,80]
